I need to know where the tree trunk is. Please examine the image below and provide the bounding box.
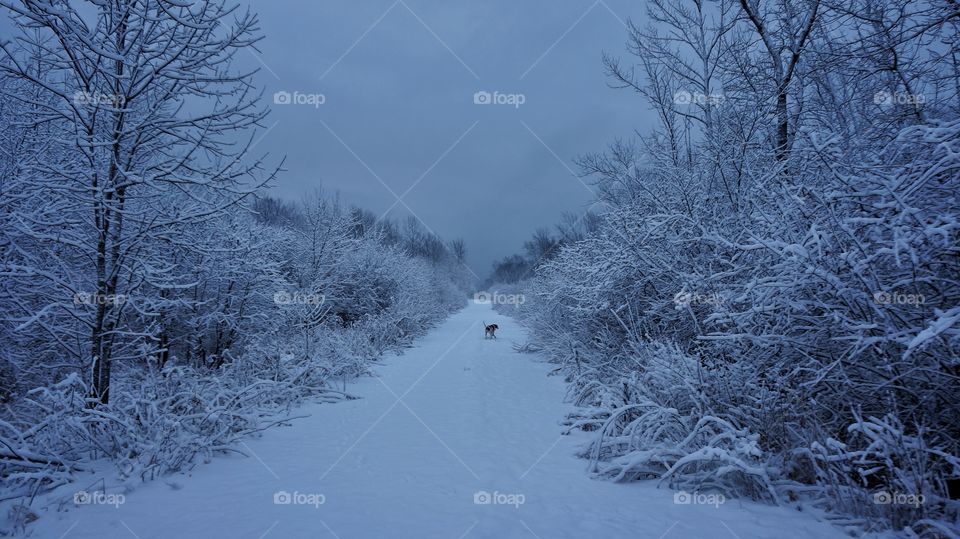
[776,88,789,162]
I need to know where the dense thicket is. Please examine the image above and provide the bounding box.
[493,0,959,535]
[0,1,470,531]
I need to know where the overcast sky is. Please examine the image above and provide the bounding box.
[240,0,650,279]
[1,0,651,279]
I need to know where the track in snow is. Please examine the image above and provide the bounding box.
[32,302,849,538]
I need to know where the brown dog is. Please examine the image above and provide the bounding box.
[484,322,499,339]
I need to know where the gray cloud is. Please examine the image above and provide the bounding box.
[2,0,650,277]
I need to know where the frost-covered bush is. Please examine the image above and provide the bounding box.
[0,346,355,503]
[0,0,463,533]
[0,192,470,532]
[1,32,470,531]
[493,0,960,533]
[508,119,959,535]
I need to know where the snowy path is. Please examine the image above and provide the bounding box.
[33,302,848,539]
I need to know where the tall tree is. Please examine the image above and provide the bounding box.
[736,0,820,162]
[0,0,278,403]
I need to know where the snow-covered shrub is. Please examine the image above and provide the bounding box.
[553,339,777,501]
[495,0,960,532]
[0,347,353,503]
[0,1,469,535]
[0,186,470,532]
[0,19,470,529]
[508,118,959,534]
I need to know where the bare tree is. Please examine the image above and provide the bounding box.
[448,238,467,264]
[0,0,279,403]
[735,0,821,162]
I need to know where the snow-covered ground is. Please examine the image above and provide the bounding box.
[28,302,851,539]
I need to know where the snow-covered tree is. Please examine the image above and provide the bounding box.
[501,0,960,534]
[0,0,278,403]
